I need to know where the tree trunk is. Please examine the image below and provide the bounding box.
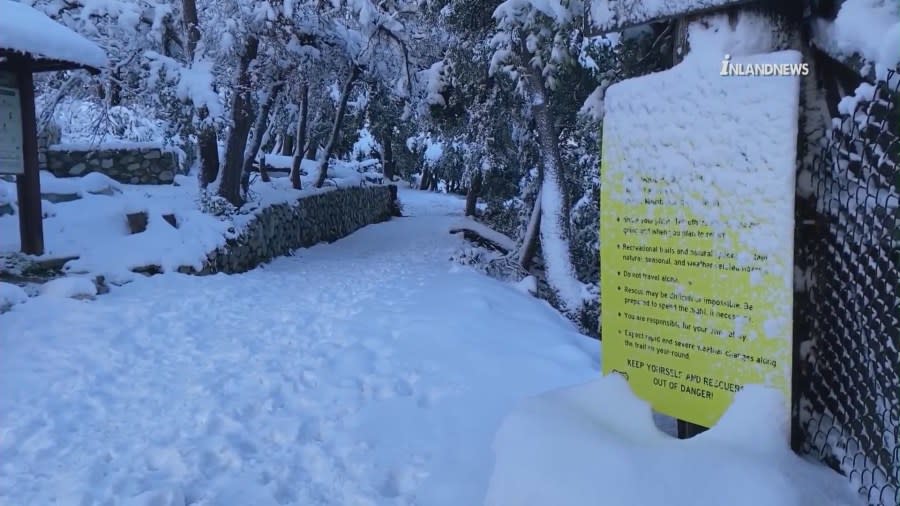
[183,0,219,188]
[518,187,542,270]
[290,82,309,190]
[280,133,294,156]
[315,65,360,188]
[108,69,122,106]
[218,36,260,206]
[465,170,482,216]
[272,134,283,156]
[241,80,284,194]
[524,62,584,311]
[197,113,219,188]
[259,155,270,182]
[305,140,317,161]
[381,127,395,181]
[419,168,431,190]
[258,123,274,155]
[182,0,201,61]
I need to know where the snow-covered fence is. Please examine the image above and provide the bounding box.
[198,184,399,274]
[44,142,179,185]
[794,71,899,506]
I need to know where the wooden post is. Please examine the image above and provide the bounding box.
[677,420,708,438]
[16,65,44,255]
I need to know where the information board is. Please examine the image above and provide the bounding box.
[0,82,24,175]
[600,51,801,428]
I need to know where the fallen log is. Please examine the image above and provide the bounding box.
[450,227,511,254]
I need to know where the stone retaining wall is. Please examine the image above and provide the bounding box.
[199,184,400,274]
[45,146,178,185]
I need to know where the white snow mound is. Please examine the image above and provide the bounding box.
[484,374,863,506]
[0,282,28,308]
[39,277,97,299]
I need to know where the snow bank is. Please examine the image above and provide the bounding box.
[0,183,12,206]
[485,375,863,506]
[0,282,27,309]
[1,169,393,281]
[39,276,97,298]
[0,172,231,282]
[513,275,538,295]
[36,170,121,197]
[0,0,107,69]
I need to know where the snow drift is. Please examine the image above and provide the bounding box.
[484,374,862,506]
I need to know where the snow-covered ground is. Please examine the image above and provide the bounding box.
[0,188,599,506]
[0,188,860,506]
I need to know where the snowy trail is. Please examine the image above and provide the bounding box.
[1,188,599,506]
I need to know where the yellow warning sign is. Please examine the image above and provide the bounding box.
[599,51,800,428]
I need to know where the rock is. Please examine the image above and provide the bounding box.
[0,203,13,216]
[21,255,79,276]
[69,163,87,176]
[127,163,141,171]
[87,187,118,197]
[93,275,110,295]
[101,159,114,169]
[145,150,162,159]
[132,264,162,276]
[127,211,148,234]
[162,213,178,228]
[41,192,81,203]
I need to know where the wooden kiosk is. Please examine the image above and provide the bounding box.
[0,0,106,254]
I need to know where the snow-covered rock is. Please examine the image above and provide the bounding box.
[39,277,98,299]
[0,282,28,311]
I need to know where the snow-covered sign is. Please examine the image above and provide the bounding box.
[589,0,754,34]
[600,49,801,428]
[0,81,23,175]
[0,0,107,70]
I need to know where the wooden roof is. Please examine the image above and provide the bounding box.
[0,49,101,75]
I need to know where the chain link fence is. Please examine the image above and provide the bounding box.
[794,69,899,506]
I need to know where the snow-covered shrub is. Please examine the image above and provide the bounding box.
[197,189,238,217]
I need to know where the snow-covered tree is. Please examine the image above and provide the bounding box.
[489,0,595,316]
